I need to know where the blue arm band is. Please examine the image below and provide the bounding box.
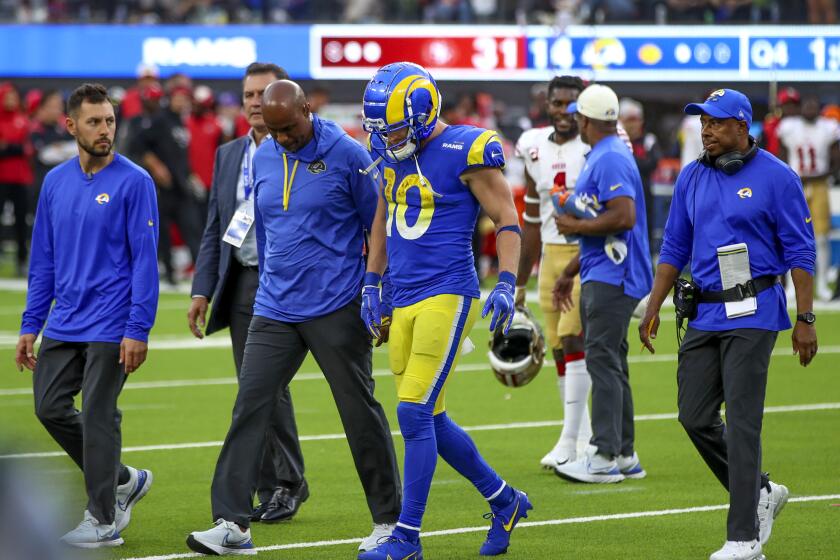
[363,272,382,287]
[496,224,522,236]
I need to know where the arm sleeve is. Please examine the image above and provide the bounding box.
[351,148,380,230]
[463,129,506,173]
[594,152,638,203]
[20,183,55,336]
[658,167,693,272]
[775,175,816,274]
[190,145,223,300]
[124,175,160,342]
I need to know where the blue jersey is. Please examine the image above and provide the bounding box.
[659,150,815,332]
[575,135,652,300]
[373,125,505,307]
[21,154,159,343]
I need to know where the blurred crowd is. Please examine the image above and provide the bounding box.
[3,0,835,24]
[2,65,839,292]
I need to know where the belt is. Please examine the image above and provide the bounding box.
[698,275,779,304]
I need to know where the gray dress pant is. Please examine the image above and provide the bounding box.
[210,299,401,527]
[228,263,304,503]
[580,281,639,458]
[32,337,126,525]
[677,327,776,542]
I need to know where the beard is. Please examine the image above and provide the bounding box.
[78,137,112,157]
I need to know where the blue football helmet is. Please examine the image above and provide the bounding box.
[362,62,441,163]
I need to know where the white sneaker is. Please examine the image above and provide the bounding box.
[115,466,153,533]
[554,446,624,483]
[540,441,576,469]
[617,452,647,479]
[61,510,123,548]
[358,522,396,551]
[709,540,765,560]
[186,519,256,555]
[758,481,789,546]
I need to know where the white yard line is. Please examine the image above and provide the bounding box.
[3,345,840,398]
[121,493,840,560]
[2,402,838,461]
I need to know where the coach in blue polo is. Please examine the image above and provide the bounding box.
[187,80,400,557]
[551,84,653,484]
[640,89,816,560]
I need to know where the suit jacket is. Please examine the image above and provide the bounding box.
[191,135,250,335]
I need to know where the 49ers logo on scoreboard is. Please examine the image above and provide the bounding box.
[315,29,525,77]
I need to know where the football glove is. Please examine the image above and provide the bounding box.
[361,272,383,338]
[482,271,516,334]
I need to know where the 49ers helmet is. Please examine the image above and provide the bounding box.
[487,306,546,388]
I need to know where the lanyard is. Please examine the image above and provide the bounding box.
[282,152,299,211]
[242,137,254,200]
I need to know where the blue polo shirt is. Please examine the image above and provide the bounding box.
[659,150,815,332]
[21,154,159,343]
[575,135,652,299]
[252,114,379,323]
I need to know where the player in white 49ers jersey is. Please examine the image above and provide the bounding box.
[778,95,840,301]
[515,76,593,469]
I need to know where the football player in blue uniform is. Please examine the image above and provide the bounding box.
[358,62,532,559]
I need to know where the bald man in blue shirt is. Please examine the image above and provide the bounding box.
[640,89,817,560]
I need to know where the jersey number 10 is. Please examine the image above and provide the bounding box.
[383,168,437,240]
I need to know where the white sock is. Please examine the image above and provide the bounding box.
[556,371,565,403]
[559,358,592,447]
[816,236,830,297]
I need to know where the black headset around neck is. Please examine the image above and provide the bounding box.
[698,135,758,175]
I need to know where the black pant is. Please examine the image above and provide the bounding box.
[32,337,127,525]
[580,281,639,458]
[677,327,776,541]
[0,182,29,267]
[157,187,202,281]
[227,262,304,501]
[210,301,401,527]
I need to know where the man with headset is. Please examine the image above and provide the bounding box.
[640,89,817,560]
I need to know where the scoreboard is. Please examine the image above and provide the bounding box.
[310,25,840,82]
[1,23,839,81]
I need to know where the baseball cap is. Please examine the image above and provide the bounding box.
[566,84,619,121]
[136,62,160,80]
[777,87,800,105]
[684,88,752,128]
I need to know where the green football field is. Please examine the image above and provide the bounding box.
[0,288,838,559]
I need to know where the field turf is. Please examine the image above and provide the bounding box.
[0,288,838,559]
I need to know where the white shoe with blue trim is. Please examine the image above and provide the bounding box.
[617,452,647,479]
[61,510,123,548]
[554,445,624,484]
[187,519,256,556]
[115,466,153,533]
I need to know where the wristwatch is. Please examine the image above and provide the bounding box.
[796,312,816,325]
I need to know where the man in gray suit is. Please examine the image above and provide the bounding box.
[188,62,307,523]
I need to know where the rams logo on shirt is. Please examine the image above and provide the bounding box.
[737,187,752,199]
[95,193,110,205]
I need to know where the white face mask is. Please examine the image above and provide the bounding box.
[389,139,417,162]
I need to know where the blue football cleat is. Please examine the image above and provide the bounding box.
[357,534,423,560]
[479,488,533,556]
